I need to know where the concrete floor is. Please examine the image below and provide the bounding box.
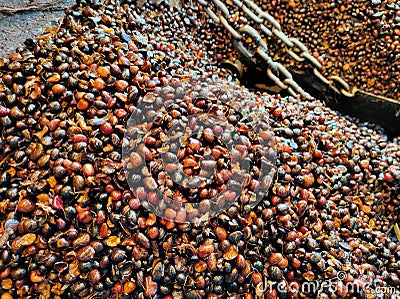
[0,0,75,57]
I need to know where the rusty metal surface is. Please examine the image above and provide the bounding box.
[292,70,400,137]
[235,59,400,136]
[0,0,75,57]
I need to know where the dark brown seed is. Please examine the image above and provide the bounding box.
[136,232,150,249]
[76,245,95,261]
[72,233,91,248]
[88,269,101,285]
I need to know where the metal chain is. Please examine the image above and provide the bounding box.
[197,0,357,99]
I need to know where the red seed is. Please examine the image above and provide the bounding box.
[51,195,64,210]
[130,65,139,76]
[142,61,152,71]
[303,174,315,188]
[9,53,22,61]
[300,226,308,234]
[148,227,159,239]
[273,107,283,117]
[109,115,118,126]
[198,244,214,258]
[100,223,111,238]
[88,269,101,285]
[145,136,157,146]
[71,134,88,144]
[236,254,246,269]
[102,90,112,102]
[238,125,249,135]
[111,190,122,201]
[129,198,141,210]
[384,172,394,183]
[189,117,196,129]
[115,109,128,119]
[313,150,323,159]
[95,210,106,225]
[292,258,301,268]
[0,106,10,116]
[211,149,221,159]
[110,64,122,75]
[112,282,123,295]
[123,281,136,294]
[105,184,114,193]
[215,226,227,241]
[118,56,130,67]
[183,157,197,168]
[70,162,82,172]
[77,210,92,224]
[137,232,150,249]
[165,163,178,173]
[47,119,61,131]
[100,122,113,135]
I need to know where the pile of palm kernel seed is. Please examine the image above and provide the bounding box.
[0,1,399,298]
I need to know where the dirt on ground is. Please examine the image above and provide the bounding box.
[0,0,75,57]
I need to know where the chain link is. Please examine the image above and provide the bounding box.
[219,15,242,40]
[198,0,356,99]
